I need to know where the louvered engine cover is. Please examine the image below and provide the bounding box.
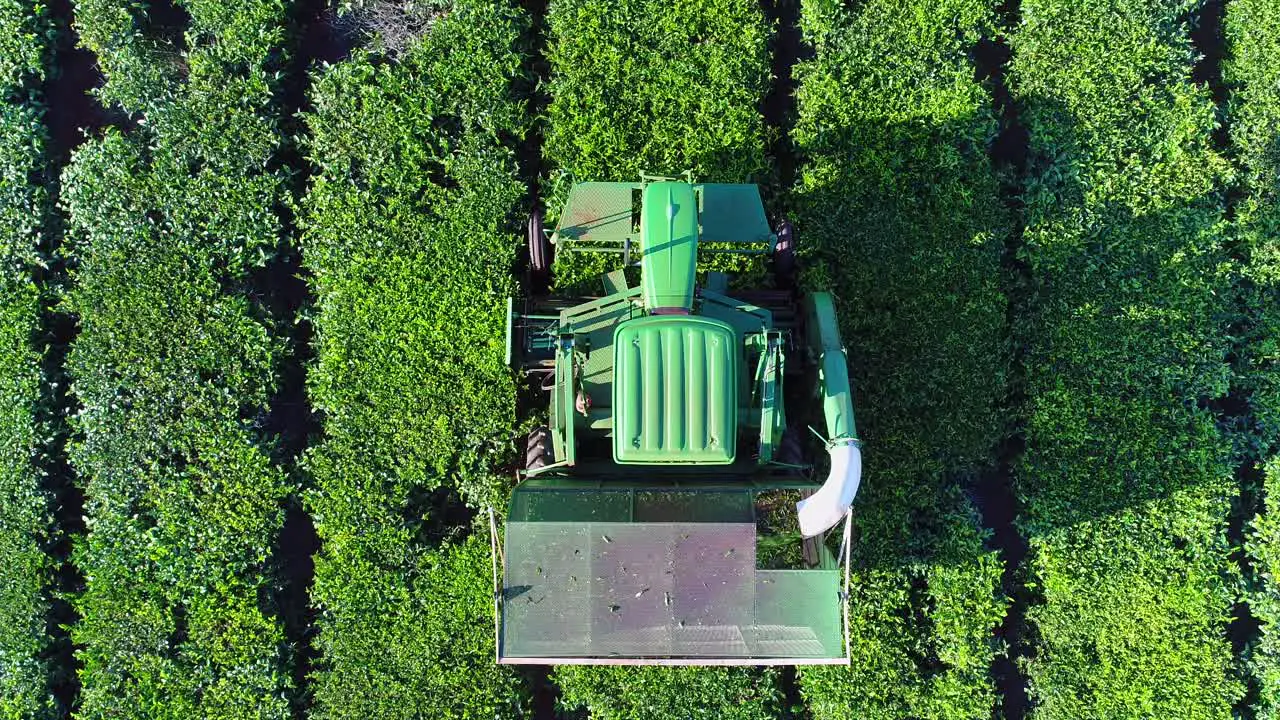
[612,315,738,464]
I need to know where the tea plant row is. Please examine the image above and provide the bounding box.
[1010,0,1239,715]
[299,0,531,717]
[789,0,1009,717]
[0,1,54,718]
[61,0,295,716]
[1229,0,1280,713]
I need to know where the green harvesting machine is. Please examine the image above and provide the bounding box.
[495,176,862,665]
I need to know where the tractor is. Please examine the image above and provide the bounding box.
[493,175,861,664]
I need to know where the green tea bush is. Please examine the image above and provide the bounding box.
[1231,0,1280,440]
[1010,0,1240,716]
[0,2,53,718]
[540,0,784,712]
[62,1,296,716]
[788,0,1010,717]
[301,1,530,716]
[72,0,183,114]
[1227,0,1280,712]
[0,280,47,720]
[0,102,46,274]
[1251,459,1280,717]
[0,0,49,90]
[308,534,527,719]
[544,0,768,188]
[543,0,771,290]
[553,666,782,720]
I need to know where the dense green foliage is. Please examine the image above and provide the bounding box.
[1010,0,1239,716]
[1228,0,1280,712]
[0,279,45,720]
[62,1,295,716]
[300,1,529,716]
[541,0,783,713]
[543,0,771,290]
[544,0,768,187]
[0,1,49,92]
[554,666,782,720]
[788,0,1009,716]
[0,2,52,718]
[8,0,1279,718]
[1252,459,1280,716]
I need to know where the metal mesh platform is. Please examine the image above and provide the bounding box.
[556,182,639,243]
[500,521,843,662]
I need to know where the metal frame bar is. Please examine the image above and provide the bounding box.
[840,510,853,663]
[524,459,571,478]
[754,332,784,463]
[488,508,502,663]
[556,240,771,252]
[699,288,772,326]
[499,656,850,666]
[559,286,643,330]
[515,472,818,489]
[504,297,515,366]
[553,337,577,466]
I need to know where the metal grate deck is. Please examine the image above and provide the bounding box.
[501,521,842,661]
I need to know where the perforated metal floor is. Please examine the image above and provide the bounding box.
[501,521,842,661]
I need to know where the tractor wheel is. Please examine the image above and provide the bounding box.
[773,219,796,288]
[526,425,552,471]
[777,426,806,466]
[528,209,550,280]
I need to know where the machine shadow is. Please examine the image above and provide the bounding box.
[783,105,1020,705]
[795,100,1238,570]
[790,108,1015,575]
[1007,93,1239,540]
[783,97,1240,707]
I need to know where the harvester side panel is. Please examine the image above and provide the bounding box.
[694,184,774,246]
[796,292,862,538]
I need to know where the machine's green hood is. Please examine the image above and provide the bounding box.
[639,182,699,311]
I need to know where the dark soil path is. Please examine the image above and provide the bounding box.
[44,0,110,160]
[512,0,564,715]
[261,1,355,715]
[972,0,1032,717]
[38,0,113,713]
[1188,1,1263,717]
[762,0,805,201]
[763,1,813,714]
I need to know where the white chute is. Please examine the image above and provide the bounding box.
[796,442,862,538]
